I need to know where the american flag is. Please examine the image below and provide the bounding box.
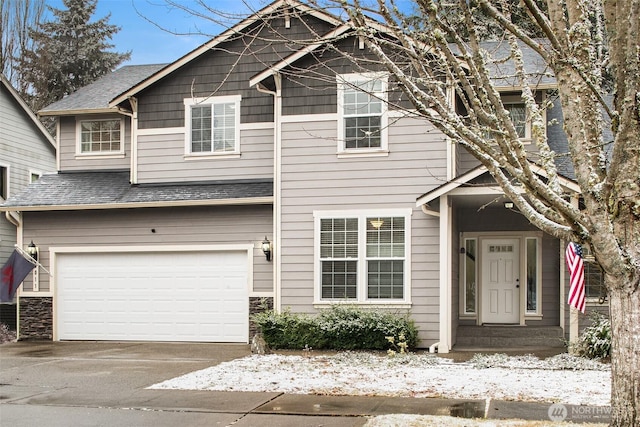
[566,242,586,313]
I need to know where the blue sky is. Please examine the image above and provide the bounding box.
[44,0,265,66]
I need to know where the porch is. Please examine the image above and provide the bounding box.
[454,325,565,350]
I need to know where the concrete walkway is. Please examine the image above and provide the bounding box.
[0,341,610,426]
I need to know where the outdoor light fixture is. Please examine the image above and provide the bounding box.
[369,219,384,229]
[504,201,514,209]
[261,236,272,261]
[26,240,38,262]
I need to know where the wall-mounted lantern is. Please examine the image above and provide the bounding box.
[261,236,272,262]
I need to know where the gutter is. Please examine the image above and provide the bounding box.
[1,196,274,212]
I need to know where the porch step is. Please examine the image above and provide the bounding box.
[455,325,565,349]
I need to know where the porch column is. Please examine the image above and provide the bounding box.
[439,195,452,352]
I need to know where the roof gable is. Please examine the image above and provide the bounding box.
[109,0,343,107]
[1,74,55,149]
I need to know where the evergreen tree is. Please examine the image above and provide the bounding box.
[18,0,130,112]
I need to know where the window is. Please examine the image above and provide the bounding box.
[526,237,540,313]
[0,166,8,199]
[79,119,122,154]
[337,74,388,153]
[30,171,42,183]
[316,210,411,303]
[184,95,240,156]
[504,102,528,139]
[582,247,606,301]
[462,238,477,315]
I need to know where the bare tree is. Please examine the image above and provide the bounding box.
[328,0,638,425]
[0,0,45,92]
[145,0,639,424]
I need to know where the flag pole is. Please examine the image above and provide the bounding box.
[13,244,52,276]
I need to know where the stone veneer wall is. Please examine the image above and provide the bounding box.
[19,297,53,340]
[249,296,273,338]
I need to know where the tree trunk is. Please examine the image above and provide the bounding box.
[608,278,640,426]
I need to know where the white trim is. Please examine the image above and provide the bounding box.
[336,73,389,154]
[312,208,413,305]
[28,169,43,183]
[439,196,451,352]
[2,196,274,212]
[184,95,241,156]
[138,127,185,136]
[281,113,337,123]
[76,117,126,156]
[0,163,9,200]
[337,150,389,159]
[460,231,543,324]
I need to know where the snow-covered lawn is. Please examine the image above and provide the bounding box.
[150,351,611,406]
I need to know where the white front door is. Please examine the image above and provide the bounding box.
[481,238,520,324]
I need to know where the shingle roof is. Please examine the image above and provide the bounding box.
[39,64,167,114]
[0,171,273,211]
[481,40,556,87]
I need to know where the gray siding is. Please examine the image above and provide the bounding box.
[136,13,336,129]
[279,116,447,346]
[58,115,131,171]
[0,82,55,265]
[21,205,273,293]
[136,125,274,184]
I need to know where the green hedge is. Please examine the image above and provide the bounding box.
[252,305,419,350]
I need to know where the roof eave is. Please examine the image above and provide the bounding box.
[0,196,274,212]
[38,107,121,117]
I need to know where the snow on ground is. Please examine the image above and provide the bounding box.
[150,352,610,406]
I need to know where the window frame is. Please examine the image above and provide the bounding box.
[313,209,412,306]
[184,95,241,158]
[497,92,547,145]
[582,246,607,304]
[0,164,9,200]
[336,73,389,156]
[76,118,125,156]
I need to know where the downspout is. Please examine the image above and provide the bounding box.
[421,204,440,217]
[256,73,282,313]
[118,97,138,184]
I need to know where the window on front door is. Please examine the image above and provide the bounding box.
[317,211,410,303]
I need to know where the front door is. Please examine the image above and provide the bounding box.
[481,238,520,324]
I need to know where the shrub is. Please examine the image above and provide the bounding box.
[252,305,419,351]
[570,311,611,359]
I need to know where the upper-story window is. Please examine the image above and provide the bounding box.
[79,119,123,154]
[184,95,241,157]
[505,102,527,138]
[337,74,388,154]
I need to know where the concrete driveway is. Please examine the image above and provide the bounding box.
[0,341,368,426]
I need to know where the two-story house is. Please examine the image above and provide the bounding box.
[0,74,56,328]
[0,0,602,350]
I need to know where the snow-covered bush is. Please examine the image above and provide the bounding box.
[569,312,611,359]
[252,305,419,351]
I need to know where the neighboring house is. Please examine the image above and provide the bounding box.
[0,0,605,349]
[0,74,56,328]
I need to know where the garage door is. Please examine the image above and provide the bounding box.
[56,250,249,342]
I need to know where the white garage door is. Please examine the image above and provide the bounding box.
[56,250,249,342]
